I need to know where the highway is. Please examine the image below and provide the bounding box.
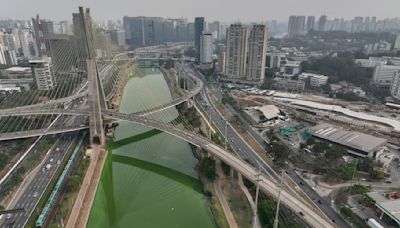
[0,133,79,228]
[183,64,348,228]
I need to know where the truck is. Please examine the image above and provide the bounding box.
[367,218,384,228]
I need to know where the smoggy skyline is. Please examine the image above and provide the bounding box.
[1,0,399,22]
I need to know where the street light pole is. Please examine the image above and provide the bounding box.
[273,170,284,228]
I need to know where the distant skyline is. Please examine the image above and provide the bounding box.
[1,0,399,22]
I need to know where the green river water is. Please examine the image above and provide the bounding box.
[87,68,216,228]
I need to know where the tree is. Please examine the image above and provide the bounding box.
[325,146,346,160]
[65,175,81,193]
[201,157,216,181]
[371,170,385,180]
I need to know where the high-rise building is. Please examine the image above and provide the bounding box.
[32,15,55,57]
[0,45,6,64]
[3,49,17,65]
[194,17,205,62]
[200,32,213,64]
[247,25,268,82]
[30,57,54,90]
[318,15,328,31]
[394,34,400,50]
[218,51,225,74]
[306,16,315,32]
[208,21,220,40]
[225,24,247,79]
[287,16,306,38]
[107,29,126,46]
[391,72,400,99]
[123,16,189,47]
[59,21,72,35]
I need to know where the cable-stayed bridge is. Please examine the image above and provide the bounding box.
[0,7,336,228]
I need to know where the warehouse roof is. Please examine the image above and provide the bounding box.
[256,105,280,120]
[309,123,387,153]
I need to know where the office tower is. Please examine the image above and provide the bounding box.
[107,29,126,46]
[194,17,205,62]
[200,32,213,64]
[318,15,327,31]
[30,57,54,90]
[123,16,182,47]
[306,16,315,32]
[247,25,268,82]
[225,24,247,79]
[18,30,34,58]
[208,21,220,40]
[32,15,54,57]
[288,16,306,38]
[59,21,72,35]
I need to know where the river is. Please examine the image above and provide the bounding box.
[87,68,216,228]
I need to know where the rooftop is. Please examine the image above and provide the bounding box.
[4,67,31,73]
[367,192,400,224]
[256,105,280,120]
[309,123,387,153]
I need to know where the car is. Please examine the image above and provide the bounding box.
[298,211,304,216]
[33,192,38,198]
[331,219,336,223]
[50,159,54,163]
[285,170,289,174]
[385,180,392,184]
[317,199,322,204]
[6,214,12,220]
[46,164,52,170]
[299,181,304,185]
[56,147,60,151]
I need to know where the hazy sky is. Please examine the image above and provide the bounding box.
[2,0,399,22]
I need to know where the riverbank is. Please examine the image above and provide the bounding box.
[160,67,185,99]
[66,63,136,227]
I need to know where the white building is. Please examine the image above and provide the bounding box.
[269,52,286,69]
[200,32,213,64]
[225,24,247,79]
[391,72,400,99]
[247,25,268,82]
[279,61,301,77]
[394,33,400,50]
[373,63,400,86]
[29,57,54,90]
[298,72,329,87]
[0,45,6,64]
[355,58,387,68]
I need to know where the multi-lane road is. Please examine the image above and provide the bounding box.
[0,133,79,228]
[178,63,349,227]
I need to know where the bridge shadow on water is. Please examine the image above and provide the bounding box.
[107,128,163,150]
[111,154,202,193]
